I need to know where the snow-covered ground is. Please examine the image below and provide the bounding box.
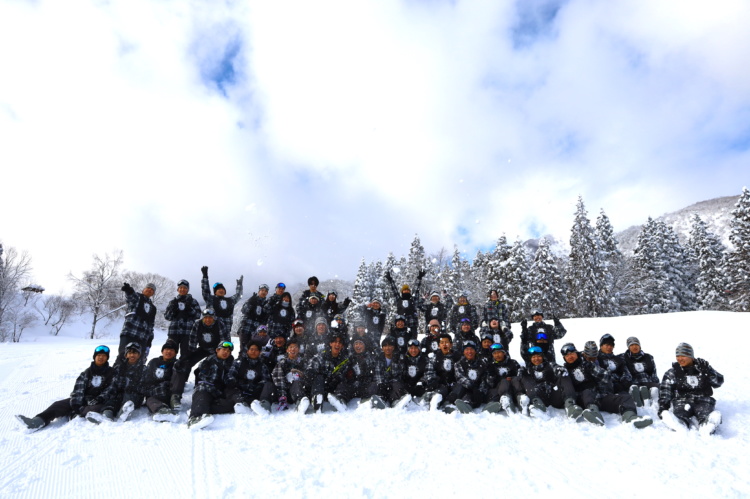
[1,311,749,498]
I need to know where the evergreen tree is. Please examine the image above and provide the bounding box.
[595,209,626,316]
[352,258,370,308]
[567,197,609,317]
[687,214,728,310]
[486,236,511,297]
[405,234,427,289]
[526,237,566,316]
[726,187,750,311]
[504,239,530,322]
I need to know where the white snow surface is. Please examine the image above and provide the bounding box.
[1,311,749,498]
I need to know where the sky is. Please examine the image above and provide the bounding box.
[1,0,750,295]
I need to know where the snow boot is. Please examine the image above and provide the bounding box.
[86,412,105,425]
[529,398,549,421]
[170,394,182,412]
[313,394,324,413]
[393,394,412,410]
[455,399,474,414]
[622,410,653,429]
[649,387,659,405]
[370,395,387,410]
[629,385,644,408]
[296,397,311,415]
[416,392,434,408]
[187,414,214,430]
[581,405,605,426]
[564,398,584,420]
[660,410,689,433]
[442,404,457,414]
[153,407,179,423]
[500,395,518,415]
[483,401,504,414]
[16,415,46,432]
[429,393,443,412]
[699,411,722,436]
[117,401,135,422]
[517,394,530,416]
[102,409,115,421]
[234,402,252,415]
[251,400,272,416]
[327,394,347,413]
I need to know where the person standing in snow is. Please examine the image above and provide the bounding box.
[116,282,157,364]
[385,268,426,340]
[387,315,412,356]
[200,266,243,333]
[16,345,117,431]
[297,276,325,311]
[419,291,448,334]
[658,342,724,435]
[453,318,481,354]
[448,293,479,334]
[266,291,295,339]
[480,317,513,351]
[519,311,566,364]
[298,295,325,337]
[358,298,387,346]
[620,336,659,407]
[482,289,510,330]
[321,291,352,324]
[561,342,652,428]
[164,279,202,356]
[237,284,271,352]
[187,341,236,430]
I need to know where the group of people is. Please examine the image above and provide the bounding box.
[15,270,725,435]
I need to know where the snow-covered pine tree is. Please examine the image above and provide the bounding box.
[504,239,530,322]
[470,250,490,300]
[352,258,370,309]
[726,187,750,311]
[687,214,728,310]
[405,234,427,291]
[595,209,625,316]
[659,220,696,312]
[486,236,511,298]
[567,197,609,317]
[526,237,566,316]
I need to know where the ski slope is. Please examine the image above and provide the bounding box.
[0,311,748,498]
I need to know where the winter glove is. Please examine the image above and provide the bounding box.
[237,275,243,286]
[342,297,351,308]
[201,266,209,278]
[520,319,527,329]
[694,358,709,370]
[552,314,559,321]
[385,271,393,283]
[121,282,134,294]
[417,269,427,279]
[86,397,102,406]
[277,396,288,411]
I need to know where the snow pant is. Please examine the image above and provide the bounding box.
[487,378,517,402]
[448,384,484,407]
[376,380,407,404]
[145,396,170,414]
[226,383,275,406]
[189,390,235,418]
[286,380,310,404]
[632,381,659,389]
[576,390,636,415]
[520,376,576,409]
[166,334,191,356]
[671,396,716,425]
[171,350,211,396]
[312,375,344,402]
[405,316,419,340]
[334,380,376,402]
[118,391,144,411]
[613,380,632,395]
[403,382,429,398]
[36,398,107,425]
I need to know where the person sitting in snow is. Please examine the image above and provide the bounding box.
[110,341,147,422]
[658,342,724,435]
[448,341,488,414]
[399,339,439,408]
[483,343,522,416]
[431,333,462,411]
[596,334,632,394]
[479,316,513,351]
[187,341,236,430]
[308,332,352,413]
[561,342,652,429]
[225,342,275,417]
[142,340,180,422]
[620,336,660,407]
[16,345,117,431]
[453,318,481,354]
[272,338,309,413]
[420,319,443,357]
[515,345,581,421]
[372,336,407,408]
[200,265,243,333]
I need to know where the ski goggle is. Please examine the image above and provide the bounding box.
[561,344,577,355]
[527,346,543,354]
[491,343,504,351]
[218,341,234,350]
[276,283,286,288]
[94,345,110,354]
[536,333,548,340]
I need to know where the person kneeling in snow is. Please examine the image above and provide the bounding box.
[16,345,117,431]
[658,342,724,435]
[562,342,652,429]
[187,341,236,430]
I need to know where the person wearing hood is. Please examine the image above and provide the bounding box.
[385,268,426,340]
[238,284,271,352]
[267,291,296,339]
